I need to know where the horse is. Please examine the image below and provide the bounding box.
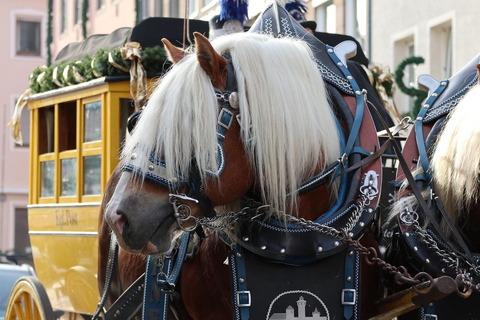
[97,3,392,319]
[386,56,480,319]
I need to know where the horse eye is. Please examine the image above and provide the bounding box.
[127,111,142,134]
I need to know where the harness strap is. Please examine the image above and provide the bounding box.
[326,45,365,186]
[231,245,250,320]
[343,247,358,320]
[414,81,448,183]
[104,274,145,320]
[369,101,473,263]
[92,235,119,320]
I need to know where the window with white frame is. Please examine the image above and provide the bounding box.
[16,19,41,56]
[345,0,367,50]
[189,0,196,16]
[430,20,453,80]
[170,1,179,17]
[61,0,67,33]
[315,0,336,33]
[138,0,149,20]
[155,0,163,16]
[74,0,82,25]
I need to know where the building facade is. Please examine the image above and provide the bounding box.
[0,0,46,264]
[370,0,480,115]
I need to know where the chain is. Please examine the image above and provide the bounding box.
[411,221,480,292]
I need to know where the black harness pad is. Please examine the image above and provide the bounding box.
[229,246,362,320]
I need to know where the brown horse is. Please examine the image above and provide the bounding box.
[386,58,480,319]
[98,21,388,318]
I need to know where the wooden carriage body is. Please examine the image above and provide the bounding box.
[27,78,134,315]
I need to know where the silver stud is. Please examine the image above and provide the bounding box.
[359,222,365,227]
[347,75,353,80]
[236,252,242,258]
[441,268,446,273]
[348,232,354,237]
[116,310,121,315]
[346,276,352,282]
[441,81,447,86]
[416,117,423,121]
[327,48,334,53]
[432,93,438,97]
[426,259,430,263]
[242,236,249,242]
[349,250,354,256]
[171,177,178,184]
[131,153,137,160]
[148,164,155,171]
[355,90,362,95]
[424,104,430,108]
[334,241,340,247]
[261,245,266,250]
[318,246,323,252]
[405,232,410,237]
[229,92,239,109]
[138,286,142,291]
[239,278,245,284]
[414,246,418,252]
[367,208,373,213]
[280,248,286,253]
[337,62,343,67]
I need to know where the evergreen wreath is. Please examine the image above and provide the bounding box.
[394,56,427,118]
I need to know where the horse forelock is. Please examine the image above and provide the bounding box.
[122,33,341,215]
[431,85,480,230]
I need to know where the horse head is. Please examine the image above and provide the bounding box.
[104,32,341,255]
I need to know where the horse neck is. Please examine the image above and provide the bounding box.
[296,184,332,221]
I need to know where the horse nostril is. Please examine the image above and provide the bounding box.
[114,209,129,235]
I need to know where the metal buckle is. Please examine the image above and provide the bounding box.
[341,289,356,306]
[424,315,438,320]
[218,108,234,129]
[236,290,251,307]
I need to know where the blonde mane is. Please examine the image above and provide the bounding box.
[431,85,480,229]
[122,32,341,214]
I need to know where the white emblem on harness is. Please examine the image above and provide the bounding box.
[266,291,330,320]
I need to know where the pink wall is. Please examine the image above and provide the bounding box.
[0,0,46,256]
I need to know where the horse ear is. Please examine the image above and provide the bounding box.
[477,64,480,84]
[194,32,227,88]
[161,38,188,64]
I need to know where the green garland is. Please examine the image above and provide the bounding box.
[46,0,53,66]
[29,46,171,94]
[82,0,89,39]
[394,56,427,118]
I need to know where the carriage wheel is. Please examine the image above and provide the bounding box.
[5,276,55,320]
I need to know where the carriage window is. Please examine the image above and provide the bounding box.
[41,161,55,197]
[38,106,55,154]
[59,101,77,151]
[84,101,101,142]
[61,158,77,196]
[84,155,101,195]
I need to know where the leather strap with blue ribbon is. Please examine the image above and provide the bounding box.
[326,45,365,185]
[414,81,448,184]
[142,231,191,320]
[230,245,250,320]
[343,247,358,320]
